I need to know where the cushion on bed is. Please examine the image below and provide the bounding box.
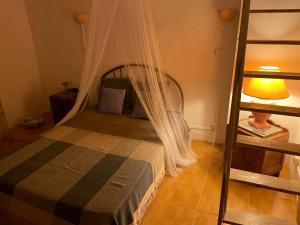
[101,78,136,113]
[98,87,126,114]
[132,100,148,120]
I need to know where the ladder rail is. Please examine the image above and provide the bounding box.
[219,1,300,225]
[217,0,251,224]
[247,40,300,45]
[250,9,300,13]
[243,71,300,80]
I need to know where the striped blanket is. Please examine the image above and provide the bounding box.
[0,126,165,225]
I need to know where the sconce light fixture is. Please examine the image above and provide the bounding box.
[218,8,237,21]
[74,14,88,24]
[74,13,88,51]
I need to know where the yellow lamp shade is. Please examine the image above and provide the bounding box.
[243,66,289,100]
[243,78,289,100]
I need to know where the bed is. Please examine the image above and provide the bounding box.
[0,64,185,225]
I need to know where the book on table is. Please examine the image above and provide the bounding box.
[239,118,283,138]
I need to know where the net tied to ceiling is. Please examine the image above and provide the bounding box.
[60,0,197,176]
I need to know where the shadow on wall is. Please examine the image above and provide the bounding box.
[0,100,8,140]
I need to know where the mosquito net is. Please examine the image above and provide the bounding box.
[60,0,197,176]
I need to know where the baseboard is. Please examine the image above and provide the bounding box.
[190,127,212,142]
[190,124,226,144]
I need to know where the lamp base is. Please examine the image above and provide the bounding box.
[249,112,271,129]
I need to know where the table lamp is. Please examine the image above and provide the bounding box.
[243,66,289,129]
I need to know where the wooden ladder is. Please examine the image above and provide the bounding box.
[217,1,300,224]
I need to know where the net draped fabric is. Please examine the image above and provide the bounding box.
[60,0,197,176]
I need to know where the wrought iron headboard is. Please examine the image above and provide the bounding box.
[101,64,184,112]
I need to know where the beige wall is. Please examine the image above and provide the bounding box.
[152,0,240,142]
[2,0,299,143]
[24,0,240,142]
[241,0,300,143]
[25,0,90,106]
[0,0,44,128]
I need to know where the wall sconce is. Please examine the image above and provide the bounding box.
[74,13,88,51]
[218,8,237,21]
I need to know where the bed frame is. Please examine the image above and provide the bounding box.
[101,64,184,113]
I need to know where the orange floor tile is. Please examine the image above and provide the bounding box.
[140,141,298,225]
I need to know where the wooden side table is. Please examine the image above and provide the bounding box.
[232,119,289,176]
[49,91,77,124]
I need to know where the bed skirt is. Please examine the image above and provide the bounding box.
[0,168,165,225]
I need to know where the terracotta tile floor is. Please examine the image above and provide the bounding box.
[140,141,298,225]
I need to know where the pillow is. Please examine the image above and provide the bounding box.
[100,78,135,113]
[98,87,126,114]
[132,100,148,120]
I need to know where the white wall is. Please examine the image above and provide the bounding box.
[24,0,240,143]
[2,0,299,144]
[0,0,44,127]
[152,0,240,143]
[24,0,300,144]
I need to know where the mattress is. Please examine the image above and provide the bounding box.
[0,110,164,225]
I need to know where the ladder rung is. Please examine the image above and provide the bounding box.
[224,210,297,225]
[244,71,300,80]
[247,40,300,45]
[237,135,300,156]
[250,9,300,13]
[230,168,300,195]
[240,102,300,117]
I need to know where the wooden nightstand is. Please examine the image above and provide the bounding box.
[49,91,77,124]
[232,119,289,176]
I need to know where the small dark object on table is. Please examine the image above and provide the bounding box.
[22,117,45,129]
